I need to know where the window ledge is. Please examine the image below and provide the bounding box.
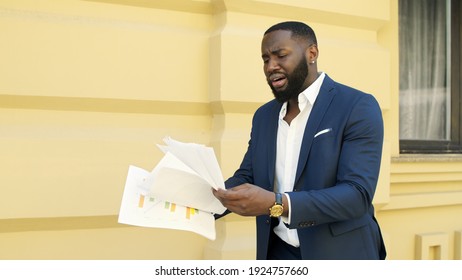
[393,154,462,163]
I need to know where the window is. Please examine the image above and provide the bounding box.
[399,0,461,153]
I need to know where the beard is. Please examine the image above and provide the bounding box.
[268,57,309,103]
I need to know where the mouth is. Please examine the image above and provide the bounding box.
[269,73,287,89]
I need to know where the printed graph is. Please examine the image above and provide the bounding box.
[119,165,216,240]
[164,201,199,220]
[138,195,199,220]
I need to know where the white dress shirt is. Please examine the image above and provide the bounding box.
[273,72,325,247]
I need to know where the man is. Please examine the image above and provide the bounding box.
[213,21,386,260]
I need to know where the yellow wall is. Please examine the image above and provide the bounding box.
[0,0,461,260]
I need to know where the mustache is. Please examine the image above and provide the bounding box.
[268,72,286,82]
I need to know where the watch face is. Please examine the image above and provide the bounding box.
[270,205,283,217]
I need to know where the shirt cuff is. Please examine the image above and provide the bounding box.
[281,193,291,225]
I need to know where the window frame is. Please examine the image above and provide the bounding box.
[400,0,462,154]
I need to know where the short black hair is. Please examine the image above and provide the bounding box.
[264,21,317,45]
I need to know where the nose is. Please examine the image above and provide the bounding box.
[265,58,280,74]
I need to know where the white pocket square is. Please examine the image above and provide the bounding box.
[314,128,332,138]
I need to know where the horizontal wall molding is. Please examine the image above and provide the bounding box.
[0,215,126,233]
[87,0,389,31]
[386,157,462,212]
[391,158,462,184]
[0,94,212,115]
[84,0,213,15]
[0,5,210,34]
[392,155,462,163]
[210,100,262,114]
[214,0,389,31]
[391,172,462,184]
[0,94,264,115]
[381,191,462,211]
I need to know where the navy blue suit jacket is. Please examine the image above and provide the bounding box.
[224,74,386,260]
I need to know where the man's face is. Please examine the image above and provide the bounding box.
[261,30,309,103]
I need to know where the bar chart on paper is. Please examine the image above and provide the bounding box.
[163,201,200,220]
[118,165,216,240]
[136,195,200,221]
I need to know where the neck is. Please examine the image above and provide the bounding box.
[287,98,299,111]
[285,71,319,120]
[303,70,320,90]
[284,98,300,126]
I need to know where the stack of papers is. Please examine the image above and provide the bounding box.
[118,137,226,240]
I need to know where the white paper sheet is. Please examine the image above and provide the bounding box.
[118,138,227,240]
[142,137,226,214]
[118,165,216,240]
[159,137,225,189]
[142,152,226,214]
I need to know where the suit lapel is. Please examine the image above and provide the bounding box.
[294,75,336,188]
[267,101,282,191]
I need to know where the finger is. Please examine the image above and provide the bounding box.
[213,188,227,197]
[228,184,248,191]
[218,189,244,201]
[213,188,236,202]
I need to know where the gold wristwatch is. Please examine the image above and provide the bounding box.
[269,192,284,217]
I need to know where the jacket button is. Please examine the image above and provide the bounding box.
[266,219,270,224]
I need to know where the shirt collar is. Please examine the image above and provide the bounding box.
[279,72,326,119]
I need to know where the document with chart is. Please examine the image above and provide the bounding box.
[118,137,227,240]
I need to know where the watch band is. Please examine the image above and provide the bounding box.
[269,192,284,217]
[275,192,283,205]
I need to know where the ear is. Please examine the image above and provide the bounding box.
[306,44,319,64]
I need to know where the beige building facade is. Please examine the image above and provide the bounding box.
[0,0,461,260]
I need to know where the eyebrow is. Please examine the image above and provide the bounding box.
[261,48,286,58]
